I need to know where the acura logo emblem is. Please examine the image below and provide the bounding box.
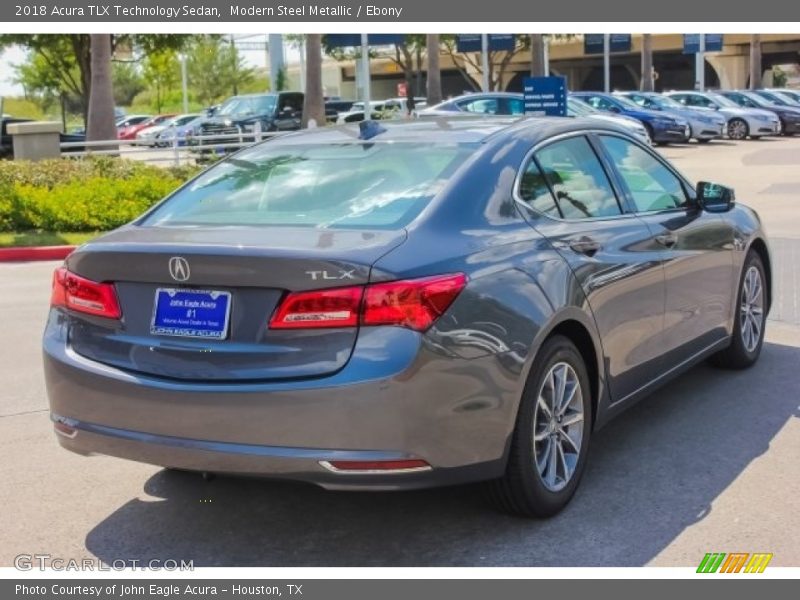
[168,256,190,282]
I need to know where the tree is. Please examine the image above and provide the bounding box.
[749,34,762,90]
[142,49,179,113]
[640,34,654,91]
[86,34,118,144]
[0,34,192,123]
[426,34,443,105]
[112,62,145,106]
[442,35,529,92]
[187,36,255,107]
[302,35,325,128]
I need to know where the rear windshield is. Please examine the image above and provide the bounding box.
[142,142,477,229]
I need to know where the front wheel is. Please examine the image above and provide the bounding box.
[727,118,749,140]
[486,335,592,518]
[710,251,767,369]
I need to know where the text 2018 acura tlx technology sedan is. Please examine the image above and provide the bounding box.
[44,117,771,517]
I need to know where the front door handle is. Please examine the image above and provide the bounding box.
[568,236,601,256]
[656,233,678,248]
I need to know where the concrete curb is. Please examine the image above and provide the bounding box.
[0,245,75,262]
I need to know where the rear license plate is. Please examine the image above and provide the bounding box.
[151,288,232,339]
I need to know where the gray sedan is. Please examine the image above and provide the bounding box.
[45,117,770,517]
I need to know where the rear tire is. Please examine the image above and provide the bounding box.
[709,251,767,369]
[486,335,592,518]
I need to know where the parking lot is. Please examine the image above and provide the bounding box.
[1,136,799,568]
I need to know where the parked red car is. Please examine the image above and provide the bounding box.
[118,114,175,140]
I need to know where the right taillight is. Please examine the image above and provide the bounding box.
[268,273,466,332]
[51,267,122,319]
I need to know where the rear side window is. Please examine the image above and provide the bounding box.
[599,135,688,211]
[142,142,477,230]
[457,98,500,115]
[518,160,560,218]
[533,136,622,219]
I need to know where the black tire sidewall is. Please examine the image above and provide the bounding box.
[509,336,593,516]
[730,252,767,364]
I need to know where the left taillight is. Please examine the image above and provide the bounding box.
[51,267,122,319]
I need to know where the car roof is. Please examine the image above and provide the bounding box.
[265,116,630,146]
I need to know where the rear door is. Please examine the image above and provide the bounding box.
[275,93,304,130]
[516,133,667,402]
[595,133,736,366]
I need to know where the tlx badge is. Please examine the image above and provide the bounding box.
[305,270,356,281]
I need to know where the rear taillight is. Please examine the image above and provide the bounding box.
[268,273,466,332]
[268,286,363,329]
[362,273,467,331]
[51,267,122,319]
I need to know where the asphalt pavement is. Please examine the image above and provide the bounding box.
[1,136,798,567]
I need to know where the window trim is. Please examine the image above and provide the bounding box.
[591,131,698,216]
[512,130,636,223]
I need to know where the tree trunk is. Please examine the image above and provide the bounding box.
[640,34,654,91]
[426,34,443,105]
[70,35,92,126]
[301,34,325,128]
[530,34,546,77]
[749,34,762,89]
[86,34,118,148]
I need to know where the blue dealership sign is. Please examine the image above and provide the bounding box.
[456,34,516,53]
[683,34,724,54]
[523,76,567,117]
[584,34,632,55]
[326,34,406,48]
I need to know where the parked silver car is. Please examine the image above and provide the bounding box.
[618,92,725,142]
[665,91,780,140]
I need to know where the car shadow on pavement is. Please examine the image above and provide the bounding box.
[84,339,799,567]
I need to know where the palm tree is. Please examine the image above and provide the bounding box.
[86,34,118,146]
[301,34,325,128]
[640,34,654,91]
[530,34,546,77]
[749,34,762,89]
[426,34,443,105]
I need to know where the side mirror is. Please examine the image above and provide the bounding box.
[608,106,621,113]
[696,181,735,212]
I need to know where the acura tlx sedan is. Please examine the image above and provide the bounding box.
[44,117,771,517]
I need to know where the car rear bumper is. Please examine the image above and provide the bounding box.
[43,313,515,490]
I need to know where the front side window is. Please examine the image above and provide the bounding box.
[142,142,477,230]
[534,136,622,219]
[600,135,687,212]
[582,95,616,111]
[457,98,500,115]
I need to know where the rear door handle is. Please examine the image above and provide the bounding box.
[567,237,601,256]
[655,234,678,248]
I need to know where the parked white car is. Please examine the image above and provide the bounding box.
[665,91,780,140]
[337,97,427,123]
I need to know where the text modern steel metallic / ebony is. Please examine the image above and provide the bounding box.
[44,116,771,517]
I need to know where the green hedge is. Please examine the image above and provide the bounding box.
[0,157,201,232]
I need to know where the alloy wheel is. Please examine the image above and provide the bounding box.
[740,265,764,353]
[728,119,748,140]
[533,361,585,492]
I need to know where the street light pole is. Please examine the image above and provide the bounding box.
[603,34,610,93]
[361,33,371,120]
[696,34,706,91]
